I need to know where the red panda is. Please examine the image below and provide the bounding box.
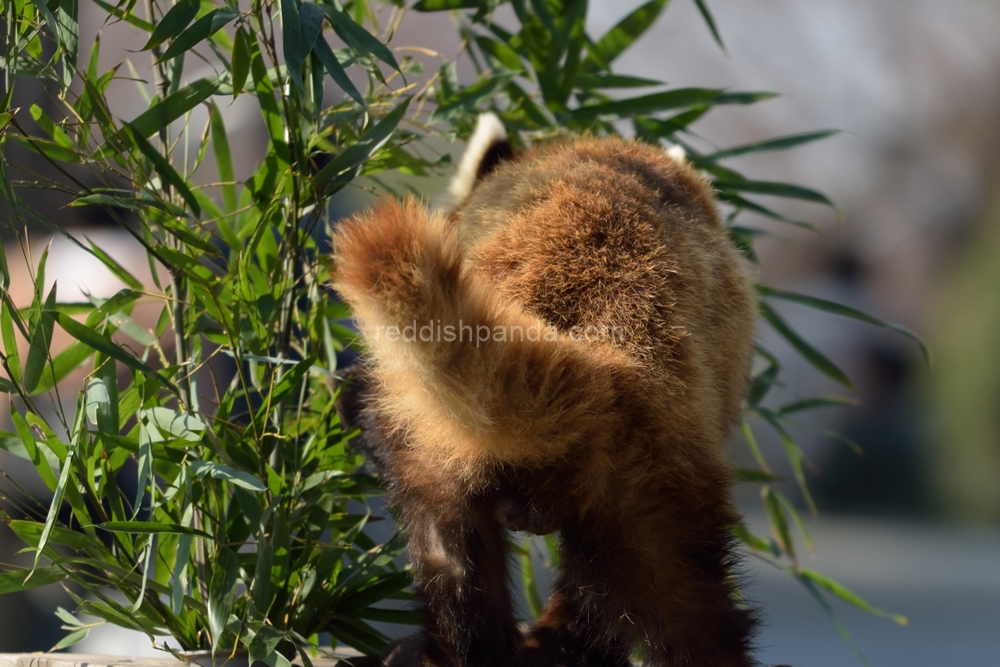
[332,114,759,667]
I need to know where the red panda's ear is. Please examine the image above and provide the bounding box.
[446,113,515,207]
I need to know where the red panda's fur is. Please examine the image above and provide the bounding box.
[332,127,759,667]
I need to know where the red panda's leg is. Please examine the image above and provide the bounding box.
[519,519,632,667]
[635,507,760,667]
[520,588,632,667]
[522,504,758,667]
[385,477,521,667]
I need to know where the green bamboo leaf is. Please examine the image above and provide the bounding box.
[8,520,103,551]
[153,244,216,282]
[50,310,178,394]
[474,36,524,73]
[9,415,59,488]
[568,87,722,122]
[758,286,930,363]
[758,301,852,389]
[355,608,421,624]
[588,0,670,67]
[107,312,155,346]
[693,0,725,50]
[249,40,291,166]
[158,8,239,62]
[98,521,213,538]
[713,91,778,105]
[51,628,90,651]
[190,460,267,491]
[9,134,80,163]
[282,0,305,93]
[207,103,237,213]
[231,27,252,99]
[413,0,481,9]
[0,566,65,593]
[122,124,201,217]
[70,193,180,215]
[126,78,222,140]
[735,468,780,483]
[715,178,836,209]
[314,33,364,106]
[85,238,145,291]
[799,569,908,625]
[248,625,286,666]
[85,377,113,432]
[141,0,199,51]
[159,217,220,255]
[2,303,23,385]
[337,571,412,611]
[55,606,84,628]
[576,73,664,89]
[327,616,389,657]
[732,521,779,556]
[96,357,118,433]
[54,0,80,89]
[433,74,514,122]
[300,3,326,65]
[706,130,840,161]
[208,547,240,650]
[319,5,401,73]
[77,600,153,636]
[314,98,410,196]
[758,408,817,515]
[0,233,9,290]
[29,103,75,150]
[763,486,795,559]
[32,402,85,570]
[774,489,814,551]
[171,496,194,614]
[746,358,779,407]
[519,538,545,618]
[91,0,154,31]
[251,540,274,615]
[776,396,856,415]
[716,192,817,231]
[23,283,58,393]
[144,407,206,442]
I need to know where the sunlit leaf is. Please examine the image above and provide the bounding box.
[190,460,266,492]
[799,569,908,626]
[692,0,725,50]
[208,547,240,650]
[586,0,670,68]
[759,301,852,389]
[759,286,930,363]
[141,0,199,51]
[158,8,239,62]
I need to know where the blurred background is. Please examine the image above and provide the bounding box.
[2,0,999,665]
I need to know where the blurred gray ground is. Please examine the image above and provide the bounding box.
[741,513,1000,667]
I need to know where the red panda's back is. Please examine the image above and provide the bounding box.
[457,137,757,443]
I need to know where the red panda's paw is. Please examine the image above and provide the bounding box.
[381,636,441,667]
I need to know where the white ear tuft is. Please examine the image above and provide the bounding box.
[447,113,508,205]
[666,144,687,164]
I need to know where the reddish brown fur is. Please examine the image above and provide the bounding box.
[332,136,759,667]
